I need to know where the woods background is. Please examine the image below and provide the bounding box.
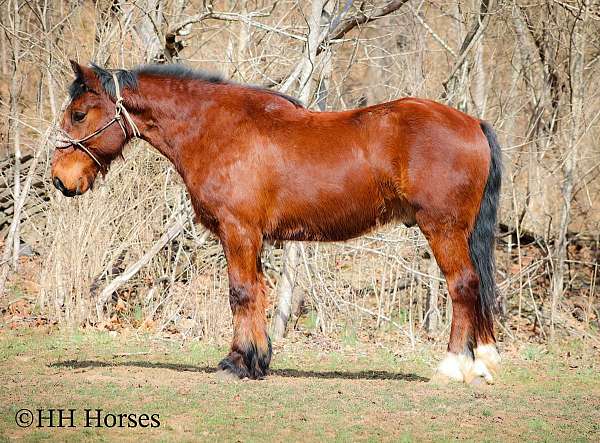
[0,0,598,349]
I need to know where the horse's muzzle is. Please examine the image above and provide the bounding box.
[53,176,80,197]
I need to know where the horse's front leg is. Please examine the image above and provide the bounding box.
[217,223,271,379]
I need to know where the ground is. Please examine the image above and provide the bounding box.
[0,328,599,442]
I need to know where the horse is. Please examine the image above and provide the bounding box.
[51,61,502,384]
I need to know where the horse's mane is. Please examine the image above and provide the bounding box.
[69,63,304,108]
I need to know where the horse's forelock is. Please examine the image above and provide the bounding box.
[68,78,88,101]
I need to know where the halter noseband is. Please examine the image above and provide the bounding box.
[54,72,141,168]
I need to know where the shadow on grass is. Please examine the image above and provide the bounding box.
[50,360,429,382]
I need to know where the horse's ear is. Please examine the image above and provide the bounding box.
[70,60,83,77]
[69,61,101,92]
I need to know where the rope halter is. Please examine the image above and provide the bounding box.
[53,71,141,168]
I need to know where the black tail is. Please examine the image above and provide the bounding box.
[469,121,502,327]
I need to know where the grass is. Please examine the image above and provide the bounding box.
[0,328,598,442]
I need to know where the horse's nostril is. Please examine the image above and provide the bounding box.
[53,176,65,192]
[53,176,78,197]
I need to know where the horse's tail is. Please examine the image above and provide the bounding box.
[469,121,502,328]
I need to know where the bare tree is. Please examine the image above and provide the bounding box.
[272,0,327,340]
[550,2,589,338]
[271,0,412,339]
[0,0,23,295]
[0,0,598,344]
[136,0,165,63]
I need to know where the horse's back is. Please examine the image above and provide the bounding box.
[287,97,490,217]
[223,96,491,242]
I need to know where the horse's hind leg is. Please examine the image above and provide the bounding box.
[418,219,498,384]
[217,222,271,379]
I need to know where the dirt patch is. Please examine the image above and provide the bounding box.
[0,329,599,441]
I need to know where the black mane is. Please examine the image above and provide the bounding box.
[134,64,225,84]
[69,63,304,108]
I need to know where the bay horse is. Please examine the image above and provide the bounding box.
[51,61,502,384]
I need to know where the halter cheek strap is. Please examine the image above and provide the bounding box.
[111,72,140,139]
[54,71,141,168]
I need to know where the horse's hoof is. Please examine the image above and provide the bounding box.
[429,372,452,385]
[217,356,250,379]
[217,354,268,380]
[215,368,244,381]
[468,375,487,387]
[434,352,470,384]
[473,344,500,384]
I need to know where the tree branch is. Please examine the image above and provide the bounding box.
[442,0,492,94]
[318,0,410,54]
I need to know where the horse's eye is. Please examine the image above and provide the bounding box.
[72,111,86,122]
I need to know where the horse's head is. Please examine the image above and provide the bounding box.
[51,61,135,197]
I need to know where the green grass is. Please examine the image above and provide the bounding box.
[0,328,598,442]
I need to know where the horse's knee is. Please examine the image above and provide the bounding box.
[229,285,251,311]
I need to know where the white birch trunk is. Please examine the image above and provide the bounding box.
[272,0,326,340]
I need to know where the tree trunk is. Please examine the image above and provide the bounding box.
[136,0,163,63]
[272,0,326,340]
[8,0,21,269]
[425,256,440,333]
[443,0,491,112]
[550,4,588,338]
[0,0,23,296]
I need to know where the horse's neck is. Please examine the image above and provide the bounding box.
[130,80,220,164]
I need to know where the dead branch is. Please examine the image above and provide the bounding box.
[96,214,189,321]
[318,0,410,54]
[442,0,493,94]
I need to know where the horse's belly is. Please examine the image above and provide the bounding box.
[266,208,376,242]
[265,187,413,242]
